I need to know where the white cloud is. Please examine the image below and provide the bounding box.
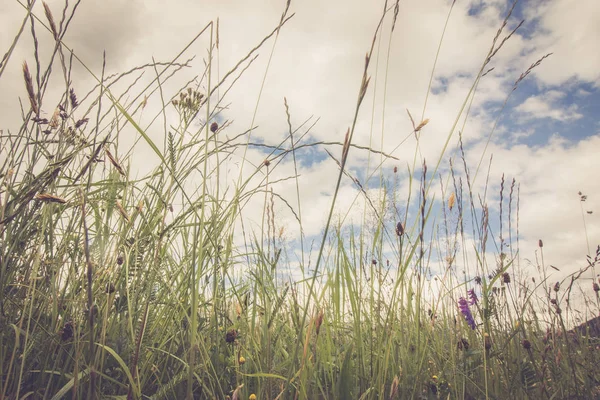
[522,0,600,87]
[516,92,583,121]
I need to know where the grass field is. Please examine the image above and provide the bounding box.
[1,1,599,399]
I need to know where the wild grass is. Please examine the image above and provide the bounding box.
[1,1,599,399]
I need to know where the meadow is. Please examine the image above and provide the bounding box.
[1,1,599,399]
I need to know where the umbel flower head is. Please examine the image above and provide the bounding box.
[458,297,476,330]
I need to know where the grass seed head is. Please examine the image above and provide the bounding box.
[415,118,429,132]
[22,62,38,115]
[389,375,399,399]
[448,192,456,210]
[43,2,58,40]
[35,193,67,204]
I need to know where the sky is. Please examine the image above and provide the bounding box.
[1,0,599,310]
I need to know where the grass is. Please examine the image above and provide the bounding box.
[1,0,599,399]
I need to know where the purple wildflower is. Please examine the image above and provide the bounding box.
[467,288,478,305]
[458,297,476,330]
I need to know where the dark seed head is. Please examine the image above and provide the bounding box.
[225,329,237,343]
[60,321,74,341]
[210,122,218,133]
[395,222,404,236]
[484,334,492,350]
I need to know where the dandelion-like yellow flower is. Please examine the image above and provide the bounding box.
[432,375,438,381]
[239,356,246,365]
[249,394,257,400]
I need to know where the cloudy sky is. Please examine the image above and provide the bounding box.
[1,0,599,303]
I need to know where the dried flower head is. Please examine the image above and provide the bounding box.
[522,339,531,350]
[225,329,237,343]
[263,159,271,167]
[539,239,543,248]
[593,283,599,292]
[415,118,429,132]
[553,282,560,292]
[502,272,511,284]
[395,222,404,237]
[48,108,60,129]
[448,192,456,210]
[210,122,218,133]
